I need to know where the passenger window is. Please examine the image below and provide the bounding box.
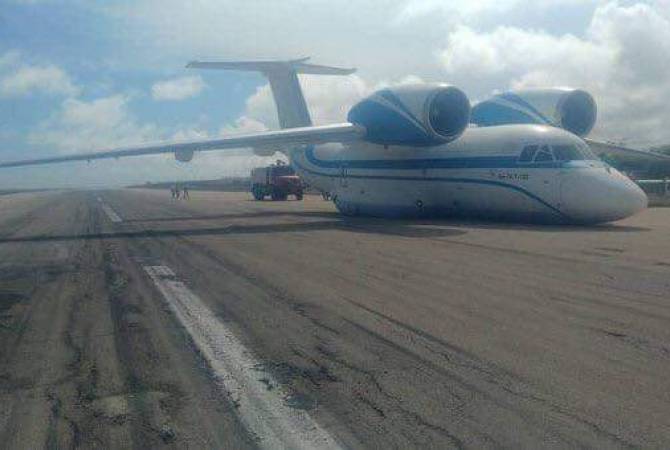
[553,145,582,161]
[533,145,554,162]
[519,145,538,163]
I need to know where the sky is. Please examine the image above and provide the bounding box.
[1,0,669,188]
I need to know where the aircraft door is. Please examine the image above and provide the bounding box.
[553,143,584,212]
[538,145,562,210]
[521,144,562,212]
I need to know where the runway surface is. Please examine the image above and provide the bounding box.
[0,189,669,449]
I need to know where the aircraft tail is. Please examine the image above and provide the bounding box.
[187,58,356,129]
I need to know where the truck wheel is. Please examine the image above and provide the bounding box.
[252,185,264,200]
[296,192,303,201]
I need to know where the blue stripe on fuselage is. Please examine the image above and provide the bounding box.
[304,146,597,170]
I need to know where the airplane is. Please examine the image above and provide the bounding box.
[2,57,669,224]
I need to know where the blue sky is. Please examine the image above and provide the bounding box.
[0,1,272,187]
[1,0,669,188]
[0,1,261,150]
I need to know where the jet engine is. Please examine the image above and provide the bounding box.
[471,88,597,137]
[348,84,471,147]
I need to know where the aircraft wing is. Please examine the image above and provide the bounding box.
[585,138,670,163]
[0,123,365,169]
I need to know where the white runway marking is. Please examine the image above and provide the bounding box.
[96,196,122,223]
[143,265,343,450]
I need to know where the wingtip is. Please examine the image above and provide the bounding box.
[289,56,311,64]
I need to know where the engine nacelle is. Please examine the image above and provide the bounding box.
[347,84,471,147]
[471,88,597,137]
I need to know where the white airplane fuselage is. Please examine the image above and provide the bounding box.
[290,124,647,224]
[0,58,661,223]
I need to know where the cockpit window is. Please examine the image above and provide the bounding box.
[519,145,538,163]
[519,142,597,163]
[552,144,583,161]
[533,145,554,162]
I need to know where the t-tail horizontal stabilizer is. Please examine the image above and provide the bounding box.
[185,57,356,76]
[187,58,356,129]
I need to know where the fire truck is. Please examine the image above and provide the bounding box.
[250,161,304,201]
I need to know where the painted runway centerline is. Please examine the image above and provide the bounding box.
[143,265,343,450]
[97,196,123,223]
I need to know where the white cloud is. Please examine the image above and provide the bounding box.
[151,75,206,101]
[29,94,160,151]
[439,26,612,97]
[437,2,670,146]
[219,116,268,135]
[240,74,424,130]
[109,0,669,146]
[0,64,79,98]
[398,0,597,21]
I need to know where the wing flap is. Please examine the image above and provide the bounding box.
[0,123,365,169]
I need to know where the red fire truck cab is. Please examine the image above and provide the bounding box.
[250,162,304,201]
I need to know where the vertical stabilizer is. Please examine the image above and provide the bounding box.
[187,58,356,129]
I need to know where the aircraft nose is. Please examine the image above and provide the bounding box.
[560,169,648,223]
[608,177,647,219]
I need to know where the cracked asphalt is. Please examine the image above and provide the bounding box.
[1,189,669,449]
